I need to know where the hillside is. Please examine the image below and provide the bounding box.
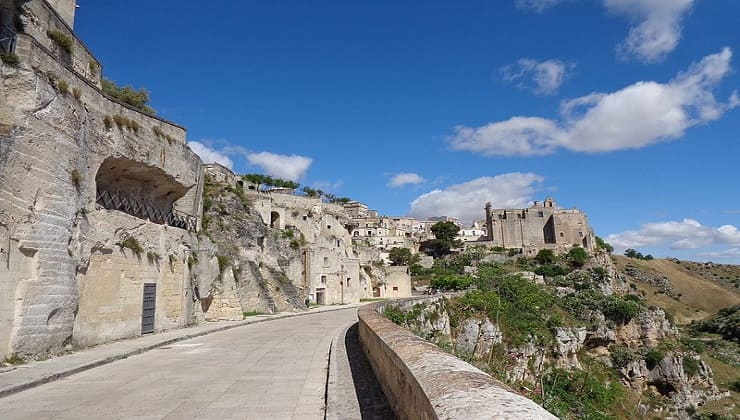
[614,256,740,324]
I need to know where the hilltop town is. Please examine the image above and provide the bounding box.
[1,2,739,419]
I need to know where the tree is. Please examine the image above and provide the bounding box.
[419,239,451,258]
[567,246,589,268]
[624,248,639,258]
[302,187,319,197]
[595,236,614,252]
[388,247,421,266]
[431,221,460,242]
[534,249,556,265]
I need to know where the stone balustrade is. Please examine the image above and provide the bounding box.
[357,296,558,419]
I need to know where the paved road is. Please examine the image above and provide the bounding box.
[2,308,359,420]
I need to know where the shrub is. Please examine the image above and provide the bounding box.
[538,368,624,419]
[682,357,700,377]
[602,296,641,324]
[0,52,20,66]
[567,246,588,268]
[610,345,640,368]
[535,248,556,265]
[3,353,25,365]
[102,79,154,113]
[645,349,664,370]
[47,29,73,53]
[72,87,81,101]
[88,60,98,74]
[103,115,113,129]
[730,378,740,393]
[70,169,81,189]
[117,237,143,257]
[534,264,571,277]
[430,274,472,291]
[56,79,69,94]
[384,305,407,325]
[217,255,231,273]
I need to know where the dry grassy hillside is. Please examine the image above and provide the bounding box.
[614,256,740,324]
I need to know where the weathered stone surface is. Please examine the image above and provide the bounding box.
[358,297,557,420]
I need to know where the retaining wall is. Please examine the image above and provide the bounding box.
[357,296,557,419]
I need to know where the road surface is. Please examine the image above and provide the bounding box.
[2,308,359,420]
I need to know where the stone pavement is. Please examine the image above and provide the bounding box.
[326,323,394,420]
[0,303,363,402]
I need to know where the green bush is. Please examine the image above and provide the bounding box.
[602,296,641,324]
[682,357,700,377]
[538,368,624,419]
[47,29,73,53]
[102,79,154,113]
[645,349,664,370]
[384,305,407,325]
[610,345,640,369]
[534,249,556,265]
[534,264,571,277]
[0,52,20,66]
[567,246,589,268]
[430,274,472,291]
[117,237,143,257]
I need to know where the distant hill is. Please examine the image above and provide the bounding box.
[614,256,740,324]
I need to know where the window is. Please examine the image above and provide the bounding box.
[323,257,329,267]
[393,286,399,291]
[578,231,583,237]
[321,275,327,284]
[327,225,331,230]
[347,277,351,286]
[560,232,564,237]
[538,211,544,217]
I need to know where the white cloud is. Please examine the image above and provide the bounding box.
[698,248,740,260]
[606,219,740,251]
[388,173,426,188]
[500,59,575,95]
[605,0,695,62]
[450,48,737,156]
[407,173,543,223]
[515,0,562,13]
[246,152,312,181]
[188,141,234,169]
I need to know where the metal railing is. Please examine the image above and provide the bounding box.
[96,189,197,232]
[0,25,16,54]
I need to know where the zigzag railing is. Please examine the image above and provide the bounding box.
[0,25,17,54]
[96,189,196,231]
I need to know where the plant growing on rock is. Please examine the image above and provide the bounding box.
[47,29,73,53]
[0,52,20,66]
[117,237,143,257]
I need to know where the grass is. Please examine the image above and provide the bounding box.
[70,169,81,189]
[2,353,25,366]
[243,310,264,318]
[56,79,69,94]
[110,115,140,133]
[103,115,113,129]
[152,126,176,145]
[146,251,161,263]
[72,87,81,101]
[47,29,73,53]
[117,237,143,257]
[0,52,20,66]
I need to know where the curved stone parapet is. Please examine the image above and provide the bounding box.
[357,297,558,420]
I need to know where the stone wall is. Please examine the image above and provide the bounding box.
[0,3,203,358]
[357,297,557,419]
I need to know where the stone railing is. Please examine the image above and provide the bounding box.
[357,296,558,420]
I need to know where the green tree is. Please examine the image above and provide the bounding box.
[595,236,614,252]
[302,187,319,197]
[534,249,556,265]
[419,239,451,258]
[430,221,460,242]
[388,247,420,266]
[567,246,589,268]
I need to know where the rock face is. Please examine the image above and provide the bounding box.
[400,255,723,418]
[0,1,203,359]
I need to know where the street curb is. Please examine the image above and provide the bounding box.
[324,322,356,420]
[0,305,360,399]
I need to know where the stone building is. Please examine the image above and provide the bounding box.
[482,198,595,255]
[0,0,206,358]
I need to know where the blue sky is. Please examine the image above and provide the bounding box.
[74,0,740,262]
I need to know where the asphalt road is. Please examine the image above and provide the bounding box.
[1,308,358,420]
